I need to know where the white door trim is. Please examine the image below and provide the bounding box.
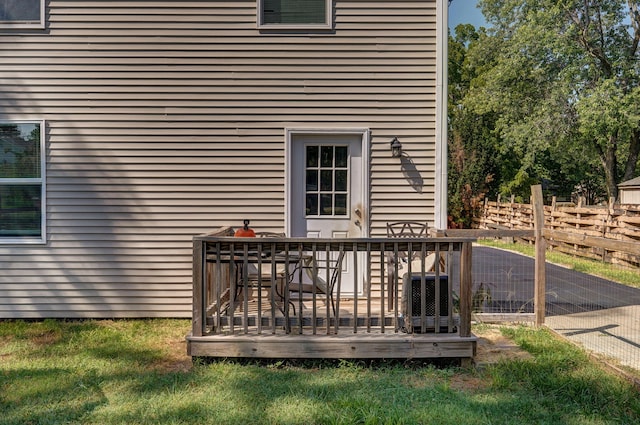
[284,128,370,238]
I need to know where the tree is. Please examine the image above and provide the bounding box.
[448,24,502,227]
[467,0,640,201]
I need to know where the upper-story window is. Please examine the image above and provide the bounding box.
[0,0,45,29]
[258,0,332,30]
[0,121,46,244]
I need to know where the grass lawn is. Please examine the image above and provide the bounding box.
[1,319,639,425]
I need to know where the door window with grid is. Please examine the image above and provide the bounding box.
[305,145,349,217]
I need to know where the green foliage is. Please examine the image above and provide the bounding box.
[448,26,502,227]
[456,0,640,202]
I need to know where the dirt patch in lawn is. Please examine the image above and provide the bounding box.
[474,325,533,366]
[153,325,532,374]
[152,336,192,373]
[448,325,533,392]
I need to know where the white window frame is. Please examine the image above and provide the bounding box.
[0,120,46,244]
[257,0,332,31]
[0,0,45,29]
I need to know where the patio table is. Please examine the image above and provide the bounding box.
[206,250,309,315]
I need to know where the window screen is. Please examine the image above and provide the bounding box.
[0,0,44,28]
[261,0,328,26]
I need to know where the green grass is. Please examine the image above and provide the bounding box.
[477,239,640,288]
[1,319,639,424]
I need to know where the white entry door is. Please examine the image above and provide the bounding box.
[287,130,368,295]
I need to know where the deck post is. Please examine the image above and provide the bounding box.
[459,241,472,337]
[532,184,546,326]
[192,239,205,337]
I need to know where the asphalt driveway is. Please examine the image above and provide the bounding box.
[470,245,640,369]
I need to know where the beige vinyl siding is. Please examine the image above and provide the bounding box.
[620,189,640,205]
[0,0,439,318]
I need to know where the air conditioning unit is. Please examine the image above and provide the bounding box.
[401,273,450,333]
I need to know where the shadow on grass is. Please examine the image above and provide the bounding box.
[2,321,640,425]
[1,367,108,424]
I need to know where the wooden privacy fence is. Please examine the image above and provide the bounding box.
[474,195,640,268]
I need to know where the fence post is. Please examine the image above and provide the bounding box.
[531,185,546,326]
[459,241,472,337]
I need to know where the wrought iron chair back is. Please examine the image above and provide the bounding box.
[386,221,429,238]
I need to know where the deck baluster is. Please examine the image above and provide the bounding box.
[189,235,478,360]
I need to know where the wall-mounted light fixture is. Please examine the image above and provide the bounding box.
[390,137,402,158]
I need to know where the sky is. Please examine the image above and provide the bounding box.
[448,0,487,29]
[448,1,632,31]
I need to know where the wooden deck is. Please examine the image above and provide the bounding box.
[188,310,475,360]
[188,232,477,361]
[188,333,477,360]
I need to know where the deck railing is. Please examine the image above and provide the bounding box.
[192,232,474,339]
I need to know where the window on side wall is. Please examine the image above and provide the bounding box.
[0,0,45,29]
[0,121,46,244]
[258,0,332,30]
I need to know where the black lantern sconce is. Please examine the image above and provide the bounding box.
[390,137,403,158]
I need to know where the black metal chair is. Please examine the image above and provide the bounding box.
[289,249,346,317]
[386,221,429,238]
[386,222,432,310]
